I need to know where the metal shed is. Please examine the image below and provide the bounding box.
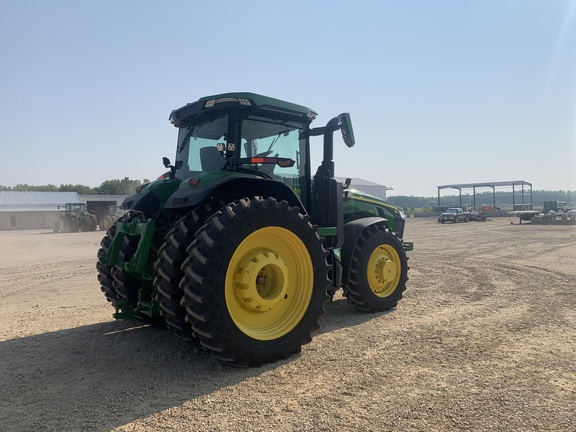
[0,191,82,230]
[436,180,533,210]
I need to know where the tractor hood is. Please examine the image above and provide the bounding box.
[344,188,407,238]
[345,188,406,218]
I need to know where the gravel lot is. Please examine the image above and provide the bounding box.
[1,217,574,431]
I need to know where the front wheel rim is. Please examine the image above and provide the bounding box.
[366,244,401,297]
[225,226,314,340]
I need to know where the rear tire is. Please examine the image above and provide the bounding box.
[180,197,329,366]
[79,217,89,232]
[89,215,98,231]
[344,224,409,312]
[60,216,75,232]
[154,200,224,341]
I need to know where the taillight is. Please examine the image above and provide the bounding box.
[188,178,201,187]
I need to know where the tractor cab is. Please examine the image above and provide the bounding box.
[160,93,354,246]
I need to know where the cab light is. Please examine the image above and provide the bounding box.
[205,97,250,108]
[216,97,239,104]
[188,178,201,187]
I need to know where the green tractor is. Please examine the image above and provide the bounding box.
[53,203,97,233]
[97,92,413,366]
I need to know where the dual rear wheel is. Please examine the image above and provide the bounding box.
[154,196,329,366]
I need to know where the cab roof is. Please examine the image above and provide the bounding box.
[169,92,317,128]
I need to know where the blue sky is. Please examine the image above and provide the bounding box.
[1,0,575,197]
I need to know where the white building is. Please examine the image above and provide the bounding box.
[335,177,393,200]
[0,191,127,230]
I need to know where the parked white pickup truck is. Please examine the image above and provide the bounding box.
[437,207,470,223]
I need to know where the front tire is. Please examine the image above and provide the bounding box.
[180,197,329,366]
[344,224,408,312]
[96,222,121,303]
[109,212,162,324]
[96,212,151,319]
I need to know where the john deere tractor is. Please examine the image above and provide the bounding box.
[53,203,97,233]
[97,92,413,366]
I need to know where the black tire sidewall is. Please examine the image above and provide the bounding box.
[346,225,408,312]
[183,197,328,364]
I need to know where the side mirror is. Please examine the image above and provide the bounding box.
[338,113,355,148]
[162,157,171,168]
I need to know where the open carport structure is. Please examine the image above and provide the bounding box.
[437,180,533,210]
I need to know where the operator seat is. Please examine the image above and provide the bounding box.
[200,146,225,171]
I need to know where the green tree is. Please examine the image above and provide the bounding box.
[58,184,97,194]
[2,183,59,191]
[97,177,141,195]
[1,178,142,195]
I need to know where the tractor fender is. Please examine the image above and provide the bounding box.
[340,217,388,281]
[120,190,162,216]
[120,178,181,216]
[164,177,305,211]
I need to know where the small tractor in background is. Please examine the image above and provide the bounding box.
[53,203,97,233]
[97,92,413,366]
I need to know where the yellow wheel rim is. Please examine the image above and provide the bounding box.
[366,244,401,298]
[59,218,65,232]
[225,226,314,340]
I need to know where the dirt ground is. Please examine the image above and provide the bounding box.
[0,217,574,431]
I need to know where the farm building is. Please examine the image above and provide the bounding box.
[335,177,393,200]
[0,191,82,230]
[0,191,127,230]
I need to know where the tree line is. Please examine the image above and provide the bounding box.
[0,177,148,196]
